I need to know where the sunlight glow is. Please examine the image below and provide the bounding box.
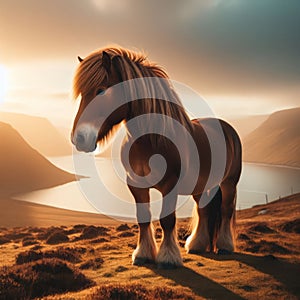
[92,0,126,13]
[0,65,8,103]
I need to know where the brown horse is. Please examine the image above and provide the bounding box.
[71,47,242,268]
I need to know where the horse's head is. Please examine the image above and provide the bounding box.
[71,51,126,152]
[71,46,192,153]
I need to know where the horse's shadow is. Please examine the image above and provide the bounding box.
[186,252,299,299]
[145,252,299,299]
[145,264,244,300]
[200,252,300,298]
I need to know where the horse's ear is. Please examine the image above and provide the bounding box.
[102,51,111,72]
[78,56,83,63]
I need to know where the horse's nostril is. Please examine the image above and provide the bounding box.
[76,133,85,145]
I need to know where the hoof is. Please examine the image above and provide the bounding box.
[157,262,180,269]
[133,257,155,266]
[217,249,233,255]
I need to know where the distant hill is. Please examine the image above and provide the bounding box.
[0,112,71,156]
[0,122,75,197]
[243,107,300,168]
[229,114,268,138]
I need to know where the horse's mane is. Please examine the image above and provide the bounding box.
[73,46,193,148]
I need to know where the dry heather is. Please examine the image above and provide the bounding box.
[0,258,94,299]
[87,283,195,300]
[0,194,299,299]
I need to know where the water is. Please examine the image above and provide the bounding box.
[15,156,300,221]
[237,163,300,209]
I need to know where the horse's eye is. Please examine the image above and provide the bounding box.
[97,89,105,95]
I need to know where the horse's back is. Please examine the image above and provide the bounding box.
[191,118,242,186]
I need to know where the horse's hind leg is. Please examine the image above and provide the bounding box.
[185,193,210,253]
[128,184,157,265]
[186,186,221,253]
[156,188,182,268]
[216,180,237,254]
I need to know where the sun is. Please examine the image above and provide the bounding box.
[0,64,9,103]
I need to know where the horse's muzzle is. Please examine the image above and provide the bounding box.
[72,124,98,153]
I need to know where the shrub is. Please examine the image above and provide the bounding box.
[279,219,300,234]
[46,231,69,245]
[90,237,109,244]
[244,240,291,254]
[22,237,39,247]
[0,259,94,299]
[66,224,87,235]
[76,226,109,240]
[118,231,135,238]
[87,284,195,300]
[37,227,66,241]
[79,257,104,270]
[16,250,43,264]
[16,247,82,265]
[0,236,10,245]
[249,223,276,234]
[116,224,130,231]
[237,233,251,241]
[3,232,31,242]
[115,266,128,272]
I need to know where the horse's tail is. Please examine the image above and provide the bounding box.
[207,186,222,252]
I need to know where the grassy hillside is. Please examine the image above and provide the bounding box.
[242,107,300,168]
[0,193,299,299]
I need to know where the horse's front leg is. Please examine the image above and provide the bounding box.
[128,184,157,265]
[156,186,183,268]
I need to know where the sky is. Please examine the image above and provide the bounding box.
[0,0,299,127]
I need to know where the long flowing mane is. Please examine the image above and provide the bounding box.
[73,46,193,147]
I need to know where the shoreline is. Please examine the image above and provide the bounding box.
[243,161,300,170]
[0,197,120,228]
[1,193,299,229]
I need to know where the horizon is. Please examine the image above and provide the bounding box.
[0,1,300,128]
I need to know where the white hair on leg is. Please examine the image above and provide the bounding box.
[156,227,183,267]
[216,219,234,252]
[185,205,210,253]
[217,183,236,253]
[132,223,157,264]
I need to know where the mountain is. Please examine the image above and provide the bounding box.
[0,122,75,197]
[243,107,300,168]
[228,114,268,138]
[0,112,71,156]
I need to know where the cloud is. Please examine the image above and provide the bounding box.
[0,0,299,102]
[181,1,300,75]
